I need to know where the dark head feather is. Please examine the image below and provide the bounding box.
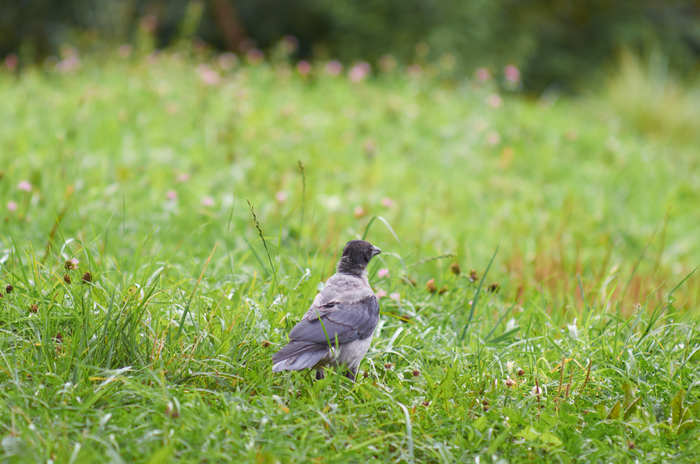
[337,240,381,276]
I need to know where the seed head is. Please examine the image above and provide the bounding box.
[82,272,92,283]
[426,278,437,293]
[469,270,478,282]
[165,402,179,419]
[517,368,525,377]
[5,284,13,293]
[29,303,38,313]
[450,262,461,275]
[63,274,71,284]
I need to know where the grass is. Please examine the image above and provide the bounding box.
[0,48,699,462]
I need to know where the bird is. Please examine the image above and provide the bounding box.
[272,240,382,381]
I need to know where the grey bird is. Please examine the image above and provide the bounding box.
[272,240,382,381]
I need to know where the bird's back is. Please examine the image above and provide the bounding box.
[304,272,373,320]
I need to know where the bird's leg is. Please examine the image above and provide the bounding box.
[345,367,357,382]
[315,369,325,380]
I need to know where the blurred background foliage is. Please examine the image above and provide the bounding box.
[1,0,699,92]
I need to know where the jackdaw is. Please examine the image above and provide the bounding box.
[272,240,382,381]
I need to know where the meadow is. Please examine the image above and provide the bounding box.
[0,49,699,462]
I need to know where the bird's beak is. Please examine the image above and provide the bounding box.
[371,246,382,256]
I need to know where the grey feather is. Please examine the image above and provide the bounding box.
[272,343,328,371]
[272,240,382,376]
[272,295,379,371]
[290,295,379,346]
[304,273,374,319]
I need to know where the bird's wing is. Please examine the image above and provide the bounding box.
[289,295,379,346]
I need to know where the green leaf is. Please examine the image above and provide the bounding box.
[557,403,579,425]
[487,429,509,454]
[622,381,633,406]
[596,403,607,418]
[624,397,641,419]
[607,401,621,420]
[671,389,685,426]
[487,327,520,344]
[540,432,563,448]
[690,401,700,419]
[459,246,499,342]
[473,415,488,432]
[677,420,698,435]
[362,215,400,242]
[516,427,562,450]
[147,445,174,464]
[517,426,540,442]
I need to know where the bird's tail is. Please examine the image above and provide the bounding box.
[272,341,328,372]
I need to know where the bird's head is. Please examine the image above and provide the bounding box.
[337,240,381,276]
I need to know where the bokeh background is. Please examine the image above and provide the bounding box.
[2,0,699,92]
[2,1,700,462]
